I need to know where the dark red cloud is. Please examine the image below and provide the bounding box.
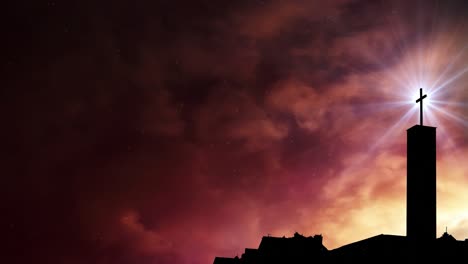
[4,0,468,263]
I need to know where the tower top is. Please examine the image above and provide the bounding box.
[416,88,427,126]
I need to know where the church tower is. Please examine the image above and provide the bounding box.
[407,89,436,241]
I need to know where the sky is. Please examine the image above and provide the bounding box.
[4,0,468,263]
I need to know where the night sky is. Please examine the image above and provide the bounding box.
[4,1,468,263]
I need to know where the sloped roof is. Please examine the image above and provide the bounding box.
[330,234,406,252]
[329,233,468,262]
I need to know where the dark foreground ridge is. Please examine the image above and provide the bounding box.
[213,231,468,263]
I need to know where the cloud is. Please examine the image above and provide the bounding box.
[267,80,326,132]
[232,1,344,38]
[196,87,289,152]
[119,210,173,255]
[139,89,185,138]
[6,1,468,264]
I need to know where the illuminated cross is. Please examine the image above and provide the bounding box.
[415,88,427,126]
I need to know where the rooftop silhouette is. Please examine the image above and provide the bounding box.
[213,90,468,263]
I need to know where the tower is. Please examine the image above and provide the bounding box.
[406,125,436,241]
[407,88,436,242]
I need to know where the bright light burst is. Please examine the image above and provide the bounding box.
[383,40,468,137]
[354,12,468,160]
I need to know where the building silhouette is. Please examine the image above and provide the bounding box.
[213,123,468,263]
[407,125,436,242]
[213,233,327,264]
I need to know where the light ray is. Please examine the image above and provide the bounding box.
[431,100,468,108]
[430,104,468,127]
[332,105,417,182]
[368,106,417,153]
[430,66,468,96]
[353,101,413,113]
[429,44,468,92]
[424,109,461,168]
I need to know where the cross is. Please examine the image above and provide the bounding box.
[415,88,427,126]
